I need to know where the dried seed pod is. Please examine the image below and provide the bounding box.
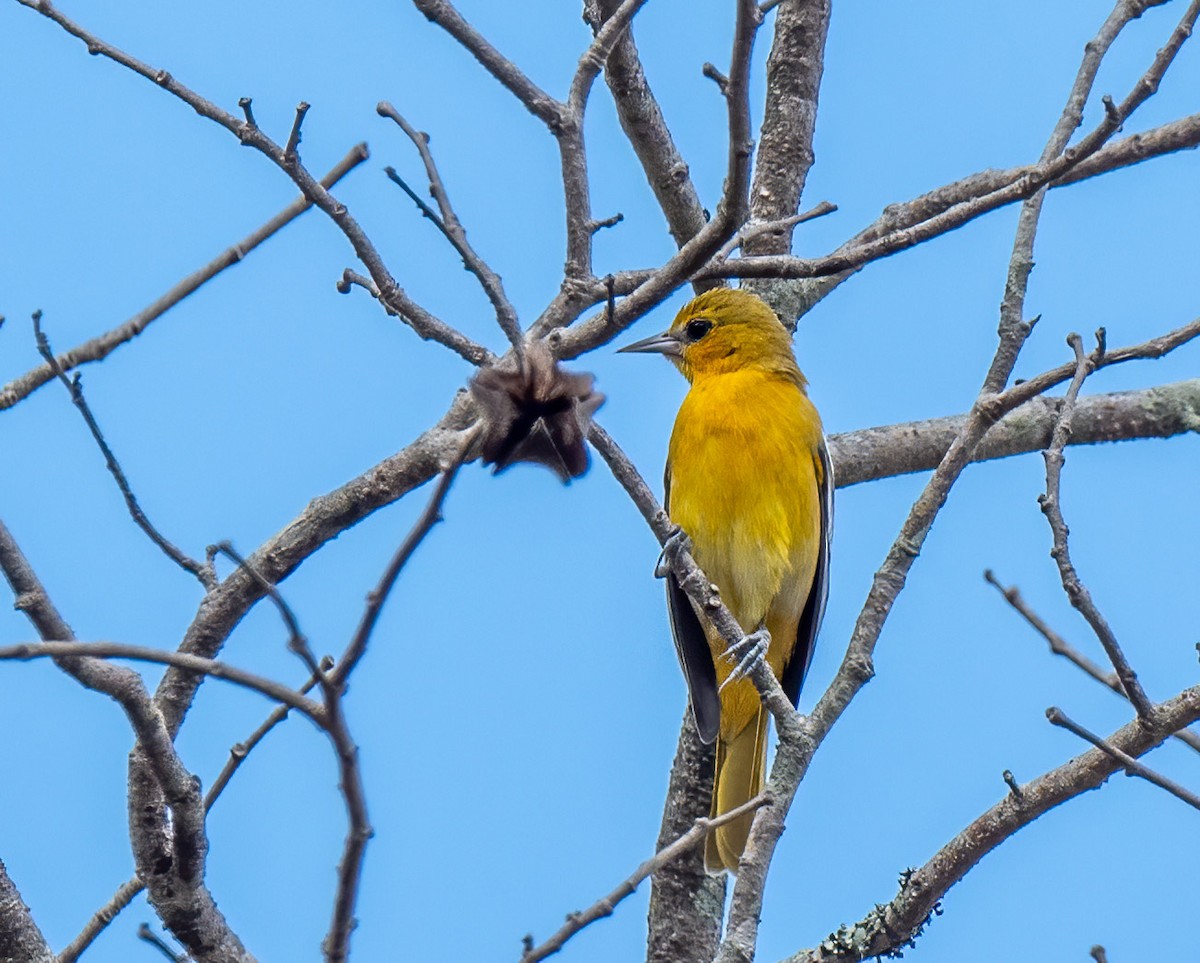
[469,343,604,481]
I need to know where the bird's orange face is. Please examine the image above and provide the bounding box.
[620,288,797,383]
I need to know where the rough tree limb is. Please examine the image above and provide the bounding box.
[785,682,1200,962]
[0,859,53,963]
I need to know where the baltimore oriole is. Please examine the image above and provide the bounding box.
[622,288,832,872]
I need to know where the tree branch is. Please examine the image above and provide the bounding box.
[520,793,769,963]
[985,571,1200,754]
[1046,707,1200,811]
[740,0,831,318]
[587,0,708,252]
[785,682,1200,962]
[1039,333,1159,722]
[16,0,492,366]
[376,102,523,355]
[0,518,253,962]
[32,312,214,588]
[0,142,369,412]
[830,377,1200,488]
[0,859,53,963]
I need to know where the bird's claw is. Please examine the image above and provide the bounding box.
[654,527,693,579]
[719,628,770,692]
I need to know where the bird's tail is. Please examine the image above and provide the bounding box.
[705,707,768,873]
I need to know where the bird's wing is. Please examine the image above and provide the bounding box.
[781,433,834,707]
[664,465,720,744]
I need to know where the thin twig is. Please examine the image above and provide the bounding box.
[1039,334,1158,723]
[15,0,492,366]
[0,143,369,412]
[284,101,309,162]
[32,312,213,588]
[712,202,838,263]
[0,641,323,721]
[785,682,1200,962]
[62,658,333,961]
[136,923,186,962]
[411,0,563,125]
[0,519,249,960]
[329,429,475,691]
[205,657,333,810]
[1046,707,1200,811]
[519,792,771,963]
[211,542,328,686]
[57,879,143,963]
[377,102,523,355]
[321,435,471,962]
[985,571,1200,754]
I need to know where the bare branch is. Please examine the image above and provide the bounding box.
[711,202,837,264]
[0,859,53,963]
[1040,334,1158,722]
[985,571,1200,755]
[0,641,324,721]
[586,0,708,252]
[549,0,763,355]
[63,658,332,962]
[153,392,474,734]
[831,376,1200,488]
[987,0,1156,396]
[708,0,1200,288]
[561,0,649,282]
[0,142,369,411]
[137,923,186,962]
[1047,707,1200,811]
[519,793,770,963]
[16,0,492,366]
[786,682,1200,962]
[783,110,1200,320]
[32,312,214,588]
[329,435,472,691]
[377,102,523,354]
[740,0,831,315]
[410,0,563,126]
[0,518,253,961]
[322,440,470,962]
[57,878,144,963]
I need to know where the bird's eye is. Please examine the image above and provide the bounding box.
[685,318,713,342]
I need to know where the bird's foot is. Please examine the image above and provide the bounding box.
[654,527,693,579]
[719,628,771,692]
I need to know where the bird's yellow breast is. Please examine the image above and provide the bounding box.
[667,367,824,646]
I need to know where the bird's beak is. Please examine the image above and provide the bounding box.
[618,330,682,358]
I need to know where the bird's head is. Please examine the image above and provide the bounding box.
[619,287,801,384]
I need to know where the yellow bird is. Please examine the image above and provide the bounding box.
[621,288,832,873]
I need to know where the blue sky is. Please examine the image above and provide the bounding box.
[1,1,1197,961]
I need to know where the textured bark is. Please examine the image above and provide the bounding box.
[786,682,1200,962]
[595,0,708,250]
[829,379,1200,487]
[743,0,831,317]
[0,860,53,963]
[646,713,725,963]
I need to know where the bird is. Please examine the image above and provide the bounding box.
[620,287,832,873]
